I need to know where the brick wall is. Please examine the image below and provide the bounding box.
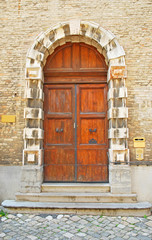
[0,0,151,165]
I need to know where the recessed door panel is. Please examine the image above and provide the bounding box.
[79,118,106,145]
[46,118,73,144]
[80,87,105,113]
[44,149,75,182]
[48,88,72,113]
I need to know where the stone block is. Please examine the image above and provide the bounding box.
[55,27,65,41]
[27,48,44,62]
[108,149,129,162]
[109,56,126,66]
[108,107,128,119]
[23,128,44,139]
[25,88,44,100]
[109,165,132,194]
[23,150,43,165]
[69,19,80,35]
[106,40,125,60]
[24,139,43,150]
[26,67,43,80]
[19,166,43,193]
[108,87,127,100]
[24,108,44,120]
[109,139,127,150]
[108,128,129,139]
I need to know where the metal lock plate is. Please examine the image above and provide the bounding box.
[136,148,144,160]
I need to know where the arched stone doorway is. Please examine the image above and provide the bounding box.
[22,20,130,194]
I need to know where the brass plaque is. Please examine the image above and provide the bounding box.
[133,137,145,148]
[136,148,144,160]
[1,115,16,123]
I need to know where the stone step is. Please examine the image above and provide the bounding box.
[2,200,151,217]
[16,192,137,203]
[41,183,110,193]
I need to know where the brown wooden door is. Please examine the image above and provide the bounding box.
[44,83,108,182]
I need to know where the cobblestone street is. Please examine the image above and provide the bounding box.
[0,211,152,240]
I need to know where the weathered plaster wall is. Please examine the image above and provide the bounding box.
[0,0,152,164]
[131,166,152,203]
[0,166,21,203]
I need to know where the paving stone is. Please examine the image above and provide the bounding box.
[57,214,63,219]
[147,216,152,220]
[79,219,88,225]
[117,224,126,229]
[46,215,53,221]
[77,232,86,237]
[63,232,74,238]
[71,216,80,222]
[0,233,6,237]
[145,221,152,227]
[17,214,23,218]
[1,217,7,222]
[127,217,139,224]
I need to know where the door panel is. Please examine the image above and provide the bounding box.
[79,118,106,145]
[77,165,108,182]
[77,84,108,182]
[44,149,75,182]
[80,87,105,113]
[48,88,72,113]
[46,118,73,144]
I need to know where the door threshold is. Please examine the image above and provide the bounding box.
[42,183,110,186]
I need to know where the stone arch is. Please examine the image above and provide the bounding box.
[22,20,129,193]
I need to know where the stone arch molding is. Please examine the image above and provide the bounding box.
[23,20,129,192]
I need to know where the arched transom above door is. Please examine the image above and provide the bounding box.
[23,20,129,170]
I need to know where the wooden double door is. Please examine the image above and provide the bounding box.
[44,83,108,182]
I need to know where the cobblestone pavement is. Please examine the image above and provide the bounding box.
[0,211,152,240]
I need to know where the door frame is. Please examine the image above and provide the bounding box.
[22,20,131,195]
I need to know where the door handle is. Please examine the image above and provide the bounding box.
[56,128,64,133]
[89,128,97,132]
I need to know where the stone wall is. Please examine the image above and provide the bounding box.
[0,0,152,165]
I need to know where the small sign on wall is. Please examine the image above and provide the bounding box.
[1,115,16,123]
[136,148,144,160]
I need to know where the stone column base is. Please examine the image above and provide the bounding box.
[20,166,43,193]
[109,164,131,194]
